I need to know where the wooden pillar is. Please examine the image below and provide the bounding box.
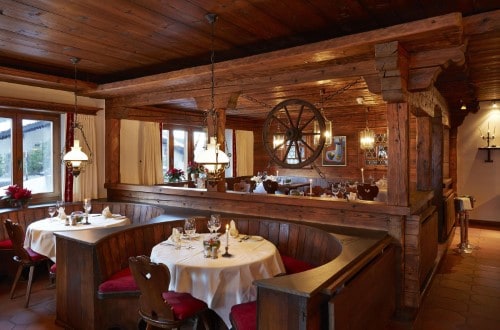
[431,109,444,223]
[387,103,410,206]
[105,104,121,184]
[449,126,458,192]
[416,116,432,191]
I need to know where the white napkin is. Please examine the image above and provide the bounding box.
[58,207,67,220]
[229,220,239,237]
[102,206,113,218]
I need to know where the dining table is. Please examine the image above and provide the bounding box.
[24,214,130,262]
[150,233,286,327]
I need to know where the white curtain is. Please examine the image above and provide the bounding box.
[235,130,254,176]
[73,115,98,201]
[139,121,163,185]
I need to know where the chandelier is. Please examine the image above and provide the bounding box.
[359,107,375,150]
[62,57,93,177]
[194,13,229,187]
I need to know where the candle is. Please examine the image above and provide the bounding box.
[361,168,365,183]
[276,170,279,177]
[226,224,229,246]
[309,179,313,195]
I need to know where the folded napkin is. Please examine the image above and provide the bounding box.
[102,206,113,218]
[229,220,239,238]
[456,197,473,211]
[58,207,67,220]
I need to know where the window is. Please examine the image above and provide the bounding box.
[0,110,61,203]
[161,125,233,182]
[162,126,207,182]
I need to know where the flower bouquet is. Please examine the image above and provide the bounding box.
[165,168,185,182]
[2,185,32,208]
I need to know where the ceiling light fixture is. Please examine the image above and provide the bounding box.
[460,100,467,111]
[359,107,375,150]
[194,13,229,188]
[62,57,93,177]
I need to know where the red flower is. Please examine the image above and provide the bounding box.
[3,184,32,201]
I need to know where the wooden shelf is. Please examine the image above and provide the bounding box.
[478,147,500,162]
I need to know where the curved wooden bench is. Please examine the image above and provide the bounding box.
[53,214,347,330]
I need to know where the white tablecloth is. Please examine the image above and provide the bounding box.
[24,214,130,262]
[150,233,285,326]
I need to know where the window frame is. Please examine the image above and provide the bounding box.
[0,109,61,206]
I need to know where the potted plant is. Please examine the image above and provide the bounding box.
[2,184,32,208]
[165,168,185,182]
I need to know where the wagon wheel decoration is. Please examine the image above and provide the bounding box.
[263,99,325,168]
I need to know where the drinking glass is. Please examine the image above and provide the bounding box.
[184,218,196,249]
[48,206,56,220]
[56,200,65,217]
[210,214,221,233]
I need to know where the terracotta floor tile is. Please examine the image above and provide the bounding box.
[439,279,473,292]
[470,293,500,308]
[431,286,471,302]
[471,284,500,298]
[466,315,500,330]
[414,307,466,330]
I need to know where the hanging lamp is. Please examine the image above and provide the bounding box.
[359,107,375,150]
[194,13,229,187]
[313,89,332,147]
[62,57,93,177]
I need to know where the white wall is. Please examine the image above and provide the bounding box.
[457,101,500,222]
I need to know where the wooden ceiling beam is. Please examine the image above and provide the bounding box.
[0,96,100,115]
[0,66,97,92]
[84,13,463,98]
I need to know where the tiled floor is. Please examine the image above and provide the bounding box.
[0,225,499,329]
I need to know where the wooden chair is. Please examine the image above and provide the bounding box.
[129,255,211,329]
[3,219,50,307]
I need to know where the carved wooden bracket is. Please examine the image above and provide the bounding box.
[375,41,409,103]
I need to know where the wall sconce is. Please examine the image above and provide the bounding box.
[273,134,285,149]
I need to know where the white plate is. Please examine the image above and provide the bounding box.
[248,235,264,241]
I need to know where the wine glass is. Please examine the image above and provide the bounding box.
[207,217,216,234]
[48,206,56,220]
[172,227,183,250]
[56,200,65,217]
[184,218,196,249]
[211,214,221,233]
[83,199,92,214]
[83,199,92,224]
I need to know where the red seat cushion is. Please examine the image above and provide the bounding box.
[50,263,57,274]
[27,248,47,262]
[98,267,139,293]
[230,301,256,330]
[0,239,13,249]
[161,291,208,320]
[280,254,315,274]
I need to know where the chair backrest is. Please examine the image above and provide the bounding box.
[129,255,175,322]
[3,219,31,262]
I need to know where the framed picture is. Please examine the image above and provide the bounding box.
[322,136,346,166]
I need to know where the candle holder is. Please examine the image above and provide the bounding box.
[222,246,232,257]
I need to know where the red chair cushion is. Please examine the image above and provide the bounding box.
[98,267,139,293]
[162,291,208,320]
[27,248,47,262]
[230,301,256,330]
[0,239,13,249]
[280,254,315,274]
[50,263,57,274]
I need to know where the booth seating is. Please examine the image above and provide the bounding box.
[54,213,345,330]
[0,201,165,278]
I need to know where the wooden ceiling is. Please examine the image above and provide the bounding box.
[0,1,499,124]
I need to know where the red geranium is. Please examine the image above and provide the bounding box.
[2,184,32,205]
[165,168,185,182]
